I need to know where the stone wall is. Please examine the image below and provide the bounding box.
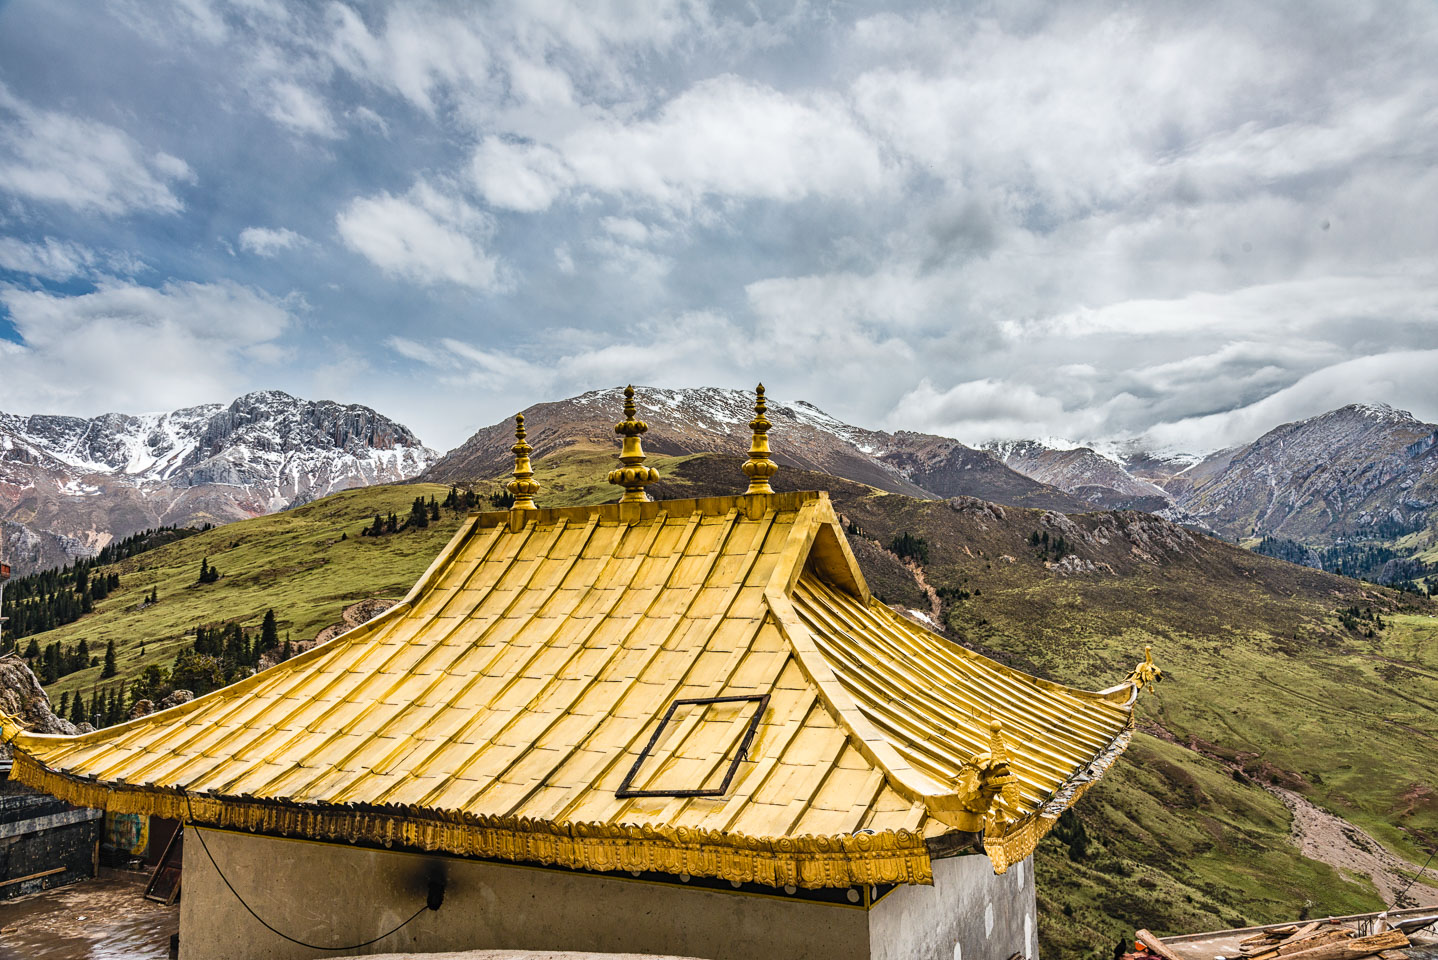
[0,773,101,899]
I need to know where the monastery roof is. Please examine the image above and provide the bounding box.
[0,389,1151,890]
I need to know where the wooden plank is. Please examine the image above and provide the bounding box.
[1277,931,1409,960]
[1276,923,1322,947]
[1274,932,1352,956]
[1136,930,1188,960]
[0,866,65,887]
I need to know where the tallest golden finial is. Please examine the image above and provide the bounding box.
[507,413,539,510]
[742,383,778,495]
[608,385,659,503]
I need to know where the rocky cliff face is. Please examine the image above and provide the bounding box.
[0,391,436,574]
[423,386,1089,511]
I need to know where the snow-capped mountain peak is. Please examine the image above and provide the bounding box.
[1,392,437,572]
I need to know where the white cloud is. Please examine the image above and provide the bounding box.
[560,76,890,209]
[1141,351,1438,454]
[237,226,306,257]
[266,80,339,138]
[470,137,574,212]
[325,3,495,117]
[0,279,294,414]
[600,216,650,244]
[0,83,194,216]
[336,181,503,290]
[888,378,1080,444]
[1004,274,1438,343]
[0,237,98,282]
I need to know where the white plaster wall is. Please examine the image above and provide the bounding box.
[868,854,1036,960]
[180,829,871,960]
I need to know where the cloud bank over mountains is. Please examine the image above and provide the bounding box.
[0,0,1434,454]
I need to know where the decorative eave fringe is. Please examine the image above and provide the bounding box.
[983,721,1135,874]
[12,752,933,890]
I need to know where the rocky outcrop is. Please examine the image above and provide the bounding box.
[0,653,77,760]
[157,690,193,710]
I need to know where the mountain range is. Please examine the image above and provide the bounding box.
[983,403,1438,579]
[1,390,435,574]
[427,388,1435,569]
[3,386,1434,587]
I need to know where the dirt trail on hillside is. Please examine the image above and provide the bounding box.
[1269,785,1438,908]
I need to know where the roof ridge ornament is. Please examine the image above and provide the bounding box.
[742,383,778,495]
[943,718,1021,833]
[608,385,659,503]
[507,413,539,511]
[1126,645,1163,693]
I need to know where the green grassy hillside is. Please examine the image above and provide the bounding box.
[15,450,1435,957]
[37,482,459,703]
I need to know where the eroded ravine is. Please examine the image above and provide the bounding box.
[1268,785,1438,909]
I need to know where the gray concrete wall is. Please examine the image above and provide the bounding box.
[180,828,872,960]
[869,854,1036,960]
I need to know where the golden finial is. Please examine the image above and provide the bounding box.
[507,413,539,510]
[742,383,777,495]
[608,385,659,503]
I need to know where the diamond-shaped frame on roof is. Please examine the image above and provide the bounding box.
[615,694,770,799]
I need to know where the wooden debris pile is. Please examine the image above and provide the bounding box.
[1225,921,1408,960]
[1122,919,1420,960]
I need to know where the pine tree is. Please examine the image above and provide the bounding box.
[58,691,70,716]
[260,609,279,652]
[70,691,86,726]
[429,497,440,521]
[199,557,210,582]
[102,639,118,678]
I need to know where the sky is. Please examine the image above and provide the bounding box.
[0,0,1435,455]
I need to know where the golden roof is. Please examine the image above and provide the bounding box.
[2,488,1139,888]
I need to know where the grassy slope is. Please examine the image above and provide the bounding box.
[1034,734,1380,956]
[23,450,1435,957]
[41,482,459,702]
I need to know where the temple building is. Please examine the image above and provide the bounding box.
[0,385,1158,960]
